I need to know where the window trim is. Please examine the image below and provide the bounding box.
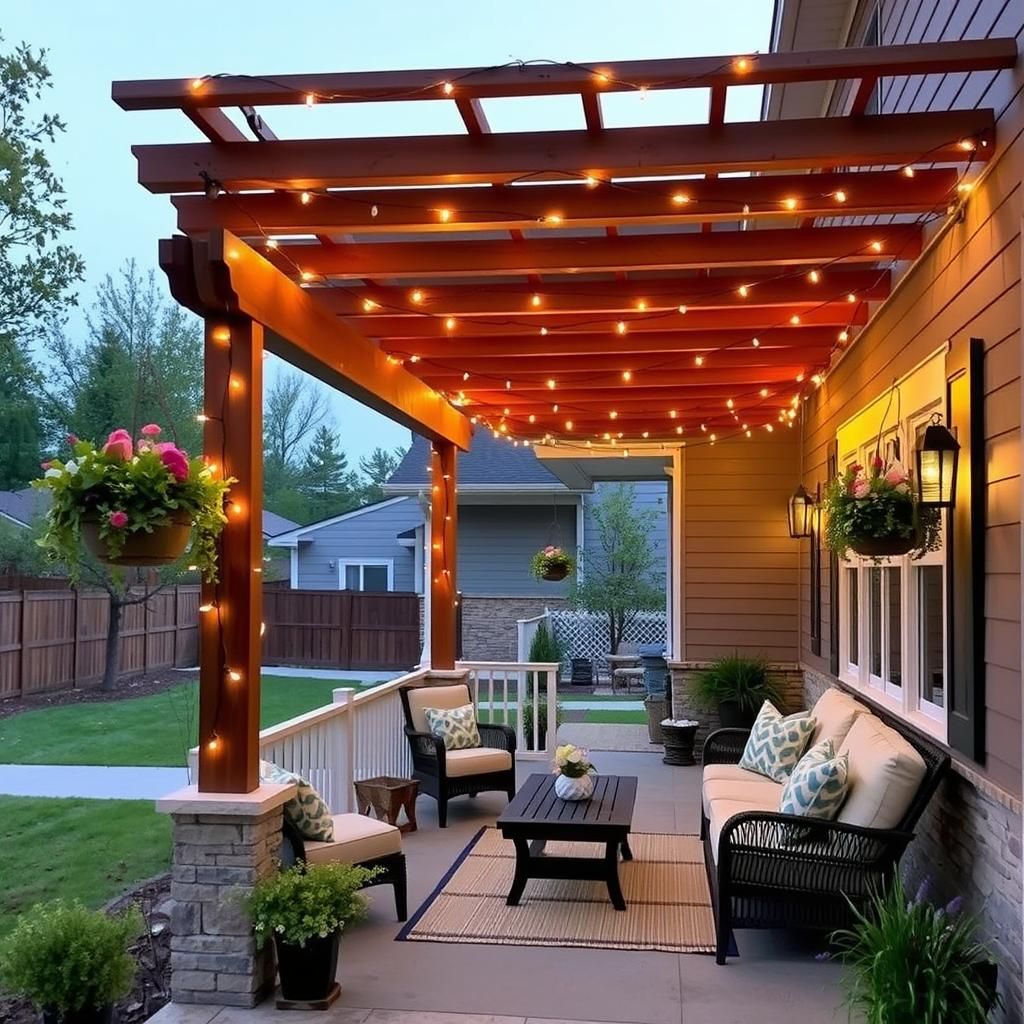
[337,558,395,592]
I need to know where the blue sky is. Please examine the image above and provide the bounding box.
[7,0,773,462]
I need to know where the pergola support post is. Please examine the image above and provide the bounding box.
[429,440,458,669]
[198,316,264,793]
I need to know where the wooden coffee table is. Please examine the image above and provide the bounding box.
[496,773,638,911]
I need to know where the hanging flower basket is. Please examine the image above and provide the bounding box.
[823,455,940,562]
[33,426,234,582]
[530,545,575,582]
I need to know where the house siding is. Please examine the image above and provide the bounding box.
[790,3,1024,1016]
[294,498,421,591]
[682,433,802,662]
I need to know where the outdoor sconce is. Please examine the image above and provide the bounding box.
[787,485,815,539]
[916,414,961,508]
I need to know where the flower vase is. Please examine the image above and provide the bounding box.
[554,771,595,801]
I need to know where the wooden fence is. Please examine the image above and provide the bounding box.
[0,585,201,700]
[261,589,420,671]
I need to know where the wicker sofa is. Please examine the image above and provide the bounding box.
[700,687,950,964]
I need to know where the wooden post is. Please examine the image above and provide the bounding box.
[198,317,264,793]
[429,440,458,670]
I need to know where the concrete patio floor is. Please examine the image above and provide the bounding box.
[155,752,847,1024]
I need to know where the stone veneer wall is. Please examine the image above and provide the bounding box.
[668,661,805,759]
[169,805,283,1005]
[802,666,1023,1022]
[418,596,570,663]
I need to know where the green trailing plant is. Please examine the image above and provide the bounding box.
[247,862,378,948]
[530,544,574,580]
[824,456,940,560]
[32,426,233,583]
[690,654,780,716]
[831,876,1000,1024]
[0,900,142,1013]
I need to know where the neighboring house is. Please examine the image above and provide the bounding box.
[269,431,669,659]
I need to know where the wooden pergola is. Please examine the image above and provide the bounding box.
[114,38,1014,792]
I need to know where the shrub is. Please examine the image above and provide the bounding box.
[248,862,378,948]
[832,876,1000,1024]
[690,654,780,716]
[0,900,142,1012]
[528,620,563,664]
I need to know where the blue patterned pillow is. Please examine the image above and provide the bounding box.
[259,760,334,841]
[738,700,816,783]
[780,739,850,820]
[423,703,481,750]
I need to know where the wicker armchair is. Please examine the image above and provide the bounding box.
[400,683,517,827]
[701,702,950,965]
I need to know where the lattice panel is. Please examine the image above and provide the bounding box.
[548,609,668,677]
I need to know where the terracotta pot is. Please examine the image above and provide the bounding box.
[849,534,915,557]
[274,931,340,1003]
[541,563,569,582]
[81,515,191,567]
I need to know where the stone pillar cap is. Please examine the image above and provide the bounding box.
[157,782,296,816]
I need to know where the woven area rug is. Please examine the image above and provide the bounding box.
[397,827,717,953]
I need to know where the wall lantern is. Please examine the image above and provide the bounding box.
[787,485,815,539]
[916,414,960,508]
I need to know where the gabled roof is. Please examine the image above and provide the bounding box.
[0,488,47,527]
[267,496,411,545]
[262,509,300,538]
[386,431,566,489]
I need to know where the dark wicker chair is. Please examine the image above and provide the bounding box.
[400,683,517,827]
[280,817,408,921]
[700,698,950,964]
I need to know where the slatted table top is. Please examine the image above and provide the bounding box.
[498,773,638,832]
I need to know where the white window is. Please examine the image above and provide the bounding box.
[338,559,394,593]
[835,351,948,742]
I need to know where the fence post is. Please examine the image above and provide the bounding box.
[331,687,356,813]
[18,590,27,698]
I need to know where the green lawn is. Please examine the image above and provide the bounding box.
[582,709,648,724]
[0,675,359,768]
[0,797,172,936]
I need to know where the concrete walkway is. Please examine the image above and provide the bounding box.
[0,763,188,800]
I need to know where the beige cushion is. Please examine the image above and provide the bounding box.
[702,763,763,784]
[837,715,927,830]
[707,789,782,864]
[702,774,783,817]
[302,812,402,866]
[444,747,513,777]
[406,683,472,733]
[810,688,870,749]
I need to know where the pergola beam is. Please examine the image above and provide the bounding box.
[132,109,993,193]
[266,225,920,279]
[172,170,955,236]
[112,38,1016,110]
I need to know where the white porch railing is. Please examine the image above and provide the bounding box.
[187,661,559,812]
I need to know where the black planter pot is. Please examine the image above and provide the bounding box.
[718,700,756,729]
[975,960,999,1013]
[274,931,340,1004]
[849,534,916,557]
[43,1005,113,1024]
[541,564,569,582]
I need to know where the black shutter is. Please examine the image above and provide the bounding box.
[810,482,822,657]
[946,337,985,761]
[827,442,840,676]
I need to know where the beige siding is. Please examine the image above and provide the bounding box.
[802,1,1024,796]
[684,433,801,662]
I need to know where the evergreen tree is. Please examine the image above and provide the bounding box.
[358,444,407,502]
[0,336,43,488]
[302,425,358,521]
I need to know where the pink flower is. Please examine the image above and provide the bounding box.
[141,423,162,437]
[853,480,871,499]
[870,455,884,473]
[108,510,129,529]
[884,461,908,486]
[160,445,190,481]
[40,460,52,470]
[102,429,133,460]
[544,545,556,554]
[66,434,78,446]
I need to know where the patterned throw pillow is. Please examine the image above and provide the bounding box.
[423,704,481,751]
[779,739,850,820]
[259,760,334,841]
[738,700,816,783]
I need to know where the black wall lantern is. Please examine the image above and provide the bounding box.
[787,485,815,539]
[916,413,960,508]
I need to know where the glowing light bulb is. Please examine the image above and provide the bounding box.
[528,414,536,424]
[958,139,976,151]
[669,410,677,419]
[442,81,454,95]
[540,327,549,336]
[462,371,470,381]
[622,370,632,382]
[531,293,542,307]
[752,337,760,347]
[207,735,220,752]
[760,388,769,398]
[678,304,687,315]
[445,317,456,330]
[726,398,734,409]
[957,181,974,193]
[505,380,512,390]
[642,431,650,438]
[636,299,647,312]
[766,423,774,432]
[870,240,882,252]
[847,292,857,303]
[301,270,314,282]
[834,189,847,203]
[902,166,915,178]
[545,213,563,225]
[438,208,452,223]
[410,289,424,304]
[812,373,823,385]
[790,314,801,325]
[584,175,598,188]
[552,404,559,412]
[694,355,704,366]
[300,191,313,205]
[700,423,707,433]
[564,420,574,431]
[676,425,684,435]
[839,330,849,342]
[738,285,749,298]
[616,321,627,334]
[547,378,557,390]
[409,354,420,363]
[190,77,204,91]
[808,269,820,283]
[199,603,215,613]
[672,193,690,206]
[265,238,278,250]
[196,413,209,423]
[734,57,751,73]
[227,669,242,682]
[783,197,798,211]
[609,410,618,420]
[211,326,231,344]
[362,298,377,312]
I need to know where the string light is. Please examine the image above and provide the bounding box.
[783,197,798,211]
[409,354,420,363]
[870,240,883,252]
[902,166,915,178]
[760,388,769,398]
[834,190,847,203]
[196,413,210,423]
[737,284,749,298]
[301,270,314,282]
[958,139,976,151]
[734,57,751,73]
[528,414,536,423]
[410,289,424,304]
[553,403,559,412]
[766,423,774,432]
[227,669,242,682]
[678,305,687,315]
[609,410,618,420]
[812,373,823,385]
[726,398,734,409]
[671,192,690,206]
[584,175,598,187]
[445,317,456,331]
[505,380,512,390]
[642,431,650,438]
[207,734,221,752]
[463,370,470,381]
[751,337,760,347]
[299,191,313,205]
[808,269,820,283]
[838,330,849,342]
[616,321,627,334]
[437,208,452,223]
[265,238,279,250]
[544,213,563,225]
[564,420,574,430]
[694,355,704,366]
[531,293,542,307]
[190,77,204,91]
[622,370,632,382]
[675,425,684,435]
[547,378,557,390]
[361,298,378,312]
[211,326,231,344]
[636,299,647,312]
[669,410,677,419]
[199,603,216,613]
[442,81,454,95]
[540,327,549,336]
[790,314,801,325]
[847,292,857,303]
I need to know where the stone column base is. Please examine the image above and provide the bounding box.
[157,784,296,1007]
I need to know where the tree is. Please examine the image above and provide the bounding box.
[570,484,664,654]
[0,518,51,576]
[358,445,406,502]
[0,36,84,484]
[302,425,359,521]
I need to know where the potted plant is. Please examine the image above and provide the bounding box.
[690,654,780,728]
[248,861,377,1006]
[824,455,941,560]
[521,693,564,750]
[0,900,142,1024]
[530,545,575,582]
[33,426,233,581]
[831,876,1001,1023]
[553,743,595,800]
